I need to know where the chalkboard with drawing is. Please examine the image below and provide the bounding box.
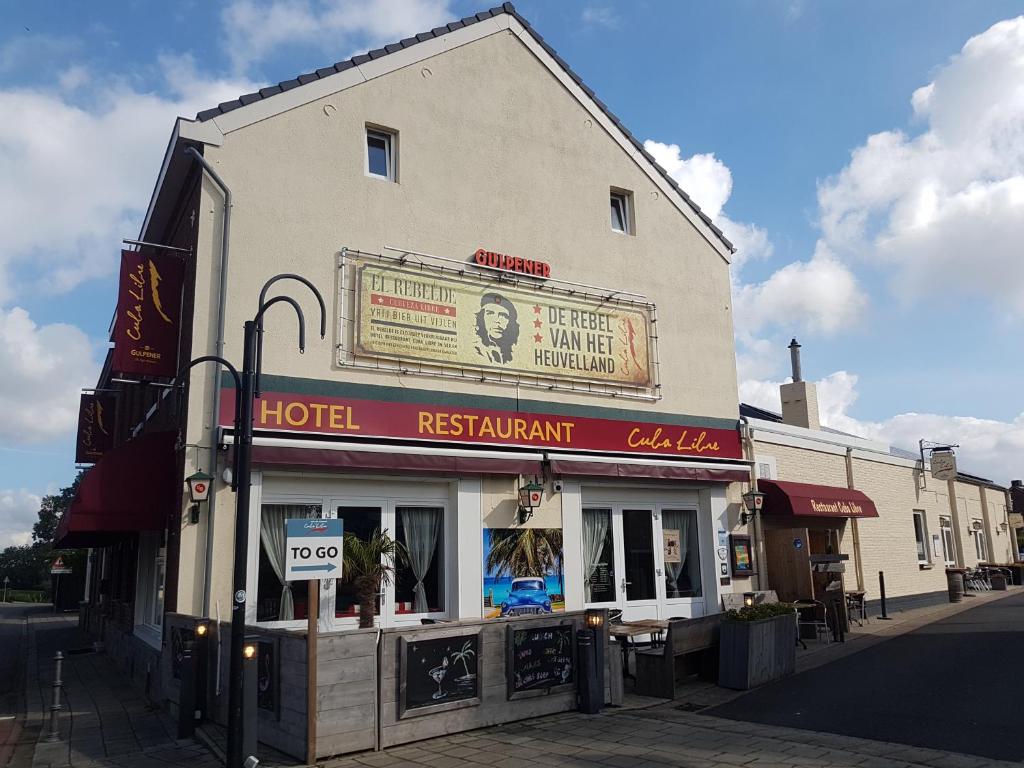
[506,622,575,700]
[399,632,481,719]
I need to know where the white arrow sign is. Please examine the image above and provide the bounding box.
[285,518,344,581]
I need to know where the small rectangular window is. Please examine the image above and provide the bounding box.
[912,510,929,564]
[939,516,956,566]
[366,128,395,181]
[610,190,631,234]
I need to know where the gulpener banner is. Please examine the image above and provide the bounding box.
[112,249,185,377]
[351,259,653,388]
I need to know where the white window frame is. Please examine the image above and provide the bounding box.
[973,523,987,562]
[610,190,632,234]
[755,455,778,481]
[246,472,451,630]
[939,516,956,567]
[912,510,930,565]
[365,127,396,181]
[134,532,166,649]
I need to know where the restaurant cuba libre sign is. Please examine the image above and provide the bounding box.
[75,392,116,464]
[219,389,742,460]
[112,248,185,377]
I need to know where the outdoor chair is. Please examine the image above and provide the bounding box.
[795,600,831,644]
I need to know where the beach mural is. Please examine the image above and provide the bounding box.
[483,528,565,618]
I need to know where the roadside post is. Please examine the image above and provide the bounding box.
[284,517,343,765]
[50,556,72,613]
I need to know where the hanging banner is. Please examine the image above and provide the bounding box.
[351,259,653,388]
[75,393,116,464]
[112,249,185,377]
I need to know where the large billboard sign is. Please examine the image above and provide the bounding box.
[350,259,653,388]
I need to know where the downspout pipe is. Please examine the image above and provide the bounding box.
[739,417,768,590]
[845,447,865,592]
[185,145,232,618]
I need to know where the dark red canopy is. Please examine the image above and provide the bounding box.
[759,479,879,519]
[55,431,179,548]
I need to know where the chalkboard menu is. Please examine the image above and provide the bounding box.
[171,627,194,680]
[507,623,575,700]
[399,632,481,719]
[257,639,279,716]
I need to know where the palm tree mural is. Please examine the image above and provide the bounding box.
[486,529,564,596]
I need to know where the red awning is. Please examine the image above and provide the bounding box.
[759,479,879,519]
[55,431,179,548]
[248,445,542,476]
[549,459,749,483]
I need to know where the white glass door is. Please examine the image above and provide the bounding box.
[619,508,661,620]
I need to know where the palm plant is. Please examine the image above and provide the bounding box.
[342,528,406,629]
[486,529,564,591]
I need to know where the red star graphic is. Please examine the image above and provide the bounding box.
[532,304,542,314]
[533,318,542,329]
[443,307,450,314]
[376,296,384,304]
[533,333,543,343]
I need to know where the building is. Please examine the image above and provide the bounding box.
[743,341,1017,612]
[57,4,756,759]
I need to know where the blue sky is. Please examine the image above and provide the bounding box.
[1,0,1023,544]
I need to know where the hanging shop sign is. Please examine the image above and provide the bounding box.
[112,248,185,378]
[351,258,653,388]
[473,248,551,278]
[220,388,743,459]
[75,393,116,464]
[930,449,957,481]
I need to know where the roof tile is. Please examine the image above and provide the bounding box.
[297,73,318,85]
[352,54,371,65]
[316,66,336,78]
[367,47,388,59]
[259,85,282,98]
[195,107,223,121]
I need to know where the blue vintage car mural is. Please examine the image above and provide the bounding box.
[500,577,552,616]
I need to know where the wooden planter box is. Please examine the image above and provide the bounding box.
[718,613,796,690]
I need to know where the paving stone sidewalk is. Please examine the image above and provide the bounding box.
[15,610,218,768]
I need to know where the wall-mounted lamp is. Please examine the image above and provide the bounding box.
[743,592,756,608]
[740,490,765,526]
[585,610,605,630]
[242,642,256,660]
[517,479,544,524]
[999,521,1009,534]
[196,622,209,638]
[186,469,214,524]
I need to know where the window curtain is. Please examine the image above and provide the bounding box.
[582,509,610,601]
[260,504,316,621]
[662,510,689,597]
[400,507,441,613]
[684,512,701,596]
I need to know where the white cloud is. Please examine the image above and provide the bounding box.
[741,370,1024,485]
[581,6,620,30]
[0,308,99,443]
[817,16,1024,314]
[0,58,256,301]
[222,0,455,73]
[0,488,42,548]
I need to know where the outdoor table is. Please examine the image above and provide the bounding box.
[609,620,669,679]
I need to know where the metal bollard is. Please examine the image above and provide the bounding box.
[45,651,63,742]
[878,571,892,620]
[576,629,601,714]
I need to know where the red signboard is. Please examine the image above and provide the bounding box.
[473,248,551,278]
[220,389,742,460]
[112,249,185,377]
[75,393,116,464]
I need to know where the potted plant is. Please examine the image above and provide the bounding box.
[718,602,797,690]
[342,528,406,629]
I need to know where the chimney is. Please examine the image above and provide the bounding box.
[780,338,820,430]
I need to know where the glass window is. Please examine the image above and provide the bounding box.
[135,533,165,630]
[622,509,656,601]
[334,506,384,618]
[394,506,444,614]
[256,503,321,622]
[974,526,987,561]
[663,509,702,598]
[610,192,629,233]
[940,517,956,566]
[367,129,393,180]
[912,511,929,564]
[583,508,615,603]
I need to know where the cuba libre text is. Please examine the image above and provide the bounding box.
[627,427,721,455]
[124,262,146,341]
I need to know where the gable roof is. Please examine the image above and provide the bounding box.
[193,2,734,254]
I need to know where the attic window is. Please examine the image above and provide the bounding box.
[366,127,395,181]
[610,190,632,234]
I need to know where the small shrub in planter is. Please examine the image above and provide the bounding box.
[718,602,797,690]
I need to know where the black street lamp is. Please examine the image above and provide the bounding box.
[176,276,325,768]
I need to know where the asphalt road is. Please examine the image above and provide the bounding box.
[708,591,1024,762]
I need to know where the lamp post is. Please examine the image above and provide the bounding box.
[176,274,325,768]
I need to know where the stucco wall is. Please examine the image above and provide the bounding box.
[176,29,740,614]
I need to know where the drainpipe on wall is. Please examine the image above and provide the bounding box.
[184,146,232,619]
[946,478,966,567]
[978,485,995,563]
[845,447,865,592]
[739,417,768,590]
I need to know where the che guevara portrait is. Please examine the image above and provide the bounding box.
[473,292,519,365]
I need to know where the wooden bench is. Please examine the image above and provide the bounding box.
[634,615,722,699]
